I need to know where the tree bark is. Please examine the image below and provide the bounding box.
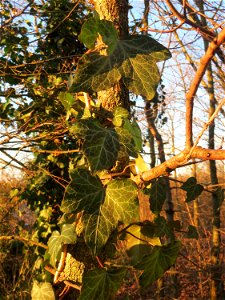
[195,1,223,298]
[93,0,130,111]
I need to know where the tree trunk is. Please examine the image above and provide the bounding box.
[208,66,223,299]
[194,2,223,297]
[93,0,130,111]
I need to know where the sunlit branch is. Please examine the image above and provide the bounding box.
[185,27,225,148]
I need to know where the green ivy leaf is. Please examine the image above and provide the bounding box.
[112,107,129,127]
[84,179,138,254]
[61,168,105,214]
[135,241,181,287]
[125,225,160,265]
[58,92,74,111]
[154,216,174,238]
[181,177,204,202]
[70,35,171,100]
[186,225,199,239]
[31,281,55,300]
[105,179,138,223]
[83,213,114,255]
[58,213,78,225]
[48,224,77,267]
[135,154,149,173]
[116,126,137,158]
[147,178,166,214]
[79,268,126,300]
[140,221,156,238]
[123,119,142,152]
[78,17,118,54]
[71,120,120,172]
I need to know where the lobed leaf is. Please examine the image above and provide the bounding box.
[61,168,105,214]
[181,177,204,202]
[31,281,55,300]
[48,224,76,267]
[123,119,142,152]
[58,92,74,111]
[116,126,137,158]
[125,224,161,265]
[112,107,129,127]
[84,179,138,254]
[146,178,166,214]
[78,17,118,54]
[71,120,120,172]
[135,241,181,287]
[70,35,171,100]
[79,268,126,300]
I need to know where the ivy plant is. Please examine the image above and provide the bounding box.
[37,16,184,299]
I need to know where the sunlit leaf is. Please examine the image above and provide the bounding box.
[112,107,129,127]
[58,92,75,111]
[125,224,160,265]
[70,35,171,100]
[79,268,126,300]
[31,281,55,300]
[84,179,138,254]
[135,154,149,173]
[48,224,76,267]
[78,17,118,54]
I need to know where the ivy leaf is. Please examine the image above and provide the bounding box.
[130,119,142,151]
[48,224,77,267]
[125,224,161,265]
[61,168,105,214]
[31,281,55,300]
[71,120,120,172]
[186,225,199,239]
[112,107,129,127]
[154,216,174,239]
[181,177,204,202]
[79,268,126,300]
[84,127,119,172]
[70,35,171,100]
[58,213,77,225]
[135,241,181,287]
[123,119,142,152]
[140,221,156,238]
[78,17,118,54]
[105,179,138,224]
[58,92,74,111]
[146,178,166,214]
[84,179,138,254]
[116,126,137,158]
[83,213,114,255]
[135,154,149,173]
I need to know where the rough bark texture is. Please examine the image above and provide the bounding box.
[93,0,130,111]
